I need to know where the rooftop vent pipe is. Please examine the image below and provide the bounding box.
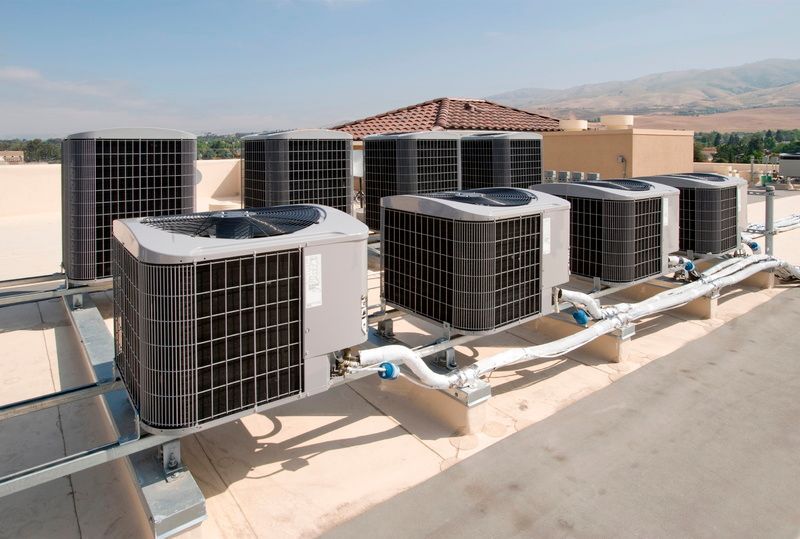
[559,119,588,131]
[601,115,634,130]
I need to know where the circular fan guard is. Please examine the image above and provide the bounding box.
[428,188,536,207]
[142,206,323,239]
[582,180,653,191]
[677,173,728,182]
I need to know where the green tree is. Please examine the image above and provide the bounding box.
[693,141,706,162]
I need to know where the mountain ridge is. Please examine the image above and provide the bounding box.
[488,58,800,117]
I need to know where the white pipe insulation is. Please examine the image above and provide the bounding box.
[747,213,800,234]
[559,256,718,322]
[558,289,606,320]
[667,255,695,270]
[356,255,800,390]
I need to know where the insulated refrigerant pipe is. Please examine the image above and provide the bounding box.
[559,256,737,322]
[747,215,800,235]
[356,255,800,390]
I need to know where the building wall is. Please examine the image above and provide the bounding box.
[0,151,25,164]
[195,158,241,201]
[630,130,694,177]
[542,130,632,179]
[0,158,242,217]
[542,129,693,180]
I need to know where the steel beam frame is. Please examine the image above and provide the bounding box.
[62,293,206,537]
[0,293,207,538]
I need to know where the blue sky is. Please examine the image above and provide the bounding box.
[0,0,797,137]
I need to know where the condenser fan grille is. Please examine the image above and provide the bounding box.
[364,136,459,230]
[62,136,196,282]
[582,180,653,191]
[242,136,352,213]
[678,186,739,253]
[428,188,536,206]
[142,206,323,239]
[383,208,542,333]
[679,173,728,182]
[563,195,663,283]
[461,137,542,190]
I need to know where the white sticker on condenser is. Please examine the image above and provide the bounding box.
[663,198,669,226]
[304,254,322,308]
[543,217,551,255]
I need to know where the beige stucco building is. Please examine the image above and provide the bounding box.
[542,128,694,179]
[0,151,24,164]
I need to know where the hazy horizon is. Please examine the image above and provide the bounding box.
[2,0,798,138]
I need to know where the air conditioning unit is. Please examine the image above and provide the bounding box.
[112,205,368,433]
[570,171,585,182]
[460,132,542,190]
[557,171,570,182]
[544,170,557,182]
[532,180,679,284]
[62,128,196,284]
[364,131,462,230]
[779,153,800,178]
[241,129,353,214]
[640,173,747,255]
[381,187,570,335]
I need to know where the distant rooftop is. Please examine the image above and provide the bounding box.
[332,97,561,140]
[0,151,24,165]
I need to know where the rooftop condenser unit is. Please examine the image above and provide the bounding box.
[112,205,368,433]
[62,128,196,284]
[364,131,462,230]
[241,129,353,214]
[532,180,679,284]
[460,132,542,190]
[640,173,747,255]
[381,187,570,335]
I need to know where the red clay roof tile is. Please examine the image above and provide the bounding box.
[332,97,560,140]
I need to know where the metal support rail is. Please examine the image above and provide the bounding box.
[0,272,65,289]
[0,432,177,498]
[0,280,112,308]
[0,379,123,422]
[414,334,481,358]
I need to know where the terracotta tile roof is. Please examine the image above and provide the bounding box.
[332,97,561,140]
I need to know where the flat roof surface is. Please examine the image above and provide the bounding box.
[0,190,799,537]
[327,286,800,538]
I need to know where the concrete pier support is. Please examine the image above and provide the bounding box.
[527,315,632,363]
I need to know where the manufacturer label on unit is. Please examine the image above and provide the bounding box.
[304,254,323,308]
[360,295,368,335]
[663,198,670,226]
[543,217,551,255]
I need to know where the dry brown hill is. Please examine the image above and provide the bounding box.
[631,107,800,132]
